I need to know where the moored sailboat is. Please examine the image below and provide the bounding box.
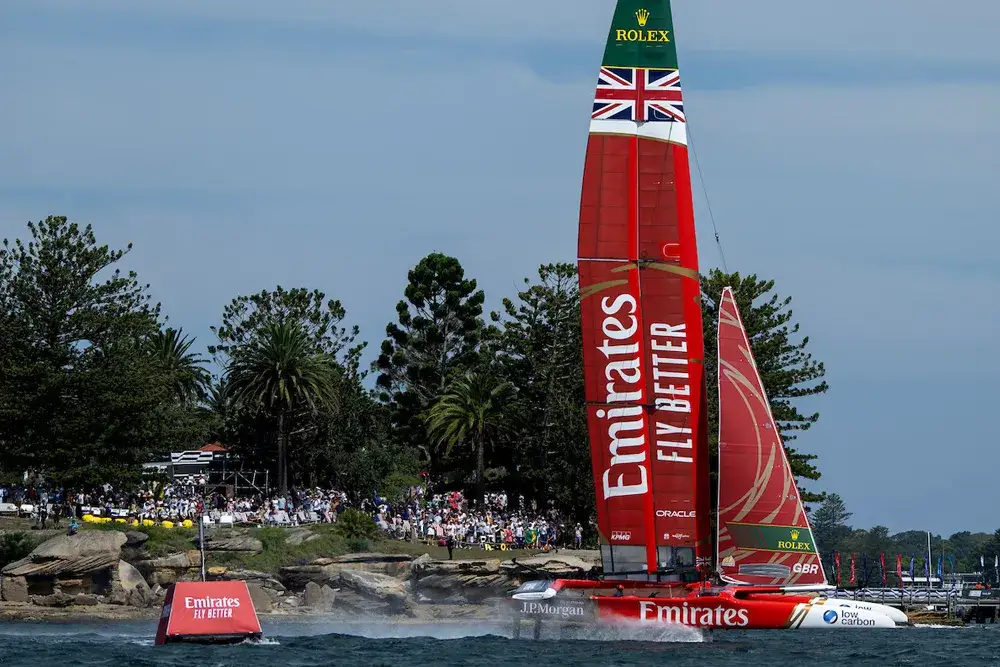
[506,0,904,632]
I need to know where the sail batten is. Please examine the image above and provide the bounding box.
[715,287,827,587]
[579,0,709,580]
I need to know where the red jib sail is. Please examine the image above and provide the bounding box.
[578,0,710,580]
[715,287,826,587]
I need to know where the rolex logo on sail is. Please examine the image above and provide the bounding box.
[777,528,812,552]
[615,9,670,44]
[649,321,693,465]
[597,292,649,500]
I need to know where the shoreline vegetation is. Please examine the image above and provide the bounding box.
[0,216,829,535]
[2,217,991,625]
[0,515,972,629]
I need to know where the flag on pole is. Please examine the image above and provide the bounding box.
[948,554,955,575]
[850,553,856,585]
[981,555,985,570]
[880,553,887,586]
[909,555,915,582]
[896,554,903,587]
[834,553,841,587]
[937,555,943,581]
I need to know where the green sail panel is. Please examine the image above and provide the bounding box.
[602,0,679,69]
[724,523,819,555]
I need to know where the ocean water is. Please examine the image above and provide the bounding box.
[0,618,993,667]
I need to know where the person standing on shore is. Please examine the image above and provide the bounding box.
[446,534,455,560]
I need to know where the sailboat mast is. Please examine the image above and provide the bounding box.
[926,531,932,592]
[578,0,708,581]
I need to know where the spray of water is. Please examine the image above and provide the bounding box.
[536,618,705,643]
[266,617,506,640]
[265,616,704,643]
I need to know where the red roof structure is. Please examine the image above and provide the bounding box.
[199,442,228,453]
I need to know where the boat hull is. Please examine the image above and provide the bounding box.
[596,595,894,629]
[508,581,897,630]
[744,593,908,625]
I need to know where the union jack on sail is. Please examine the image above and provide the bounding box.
[592,67,685,123]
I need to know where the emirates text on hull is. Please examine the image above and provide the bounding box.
[639,601,750,627]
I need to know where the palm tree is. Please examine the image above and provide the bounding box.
[425,372,516,504]
[225,321,338,497]
[146,327,210,402]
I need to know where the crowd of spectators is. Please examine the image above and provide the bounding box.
[0,481,584,551]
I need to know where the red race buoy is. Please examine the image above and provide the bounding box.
[154,580,262,645]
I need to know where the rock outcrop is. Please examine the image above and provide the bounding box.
[335,569,414,616]
[500,552,601,580]
[410,557,507,604]
[199,535,263,553]
[3,531,126,578]
[134,550,202,586]
[1,531,127,601]
[110,560,153,608]
[124,532,149,548]
[0,575,28,603]
[408,552,599,604]
[302,581,336,610]
[1,523,601,619]
[278,553,412,590]
[326,553,413,578]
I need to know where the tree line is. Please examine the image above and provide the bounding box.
[813,493,1000,585]
[0,216,829,526]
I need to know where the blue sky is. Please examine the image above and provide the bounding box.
[2,1,998,535]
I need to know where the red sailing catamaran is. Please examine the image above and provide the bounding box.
[508,0,905,631]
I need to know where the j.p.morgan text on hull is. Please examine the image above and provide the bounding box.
[519,602,588,619]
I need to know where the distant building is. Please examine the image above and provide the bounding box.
[143,442,230,481]
[899,575,943,588]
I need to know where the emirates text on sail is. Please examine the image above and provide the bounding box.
[595,293,693,503]
[596,293,647,501]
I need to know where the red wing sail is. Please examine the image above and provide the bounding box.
[715,287,826,586]
[578,0,710,580]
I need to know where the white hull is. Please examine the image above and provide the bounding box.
[820,598,908,625]
[793,604,896,629]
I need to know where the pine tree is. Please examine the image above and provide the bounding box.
[375,253,484,480]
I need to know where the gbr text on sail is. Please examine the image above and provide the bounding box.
[596,293,692,500]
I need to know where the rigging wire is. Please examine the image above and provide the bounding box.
[687,127,729,274]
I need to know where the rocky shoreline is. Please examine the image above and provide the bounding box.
[0,528,600,623]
